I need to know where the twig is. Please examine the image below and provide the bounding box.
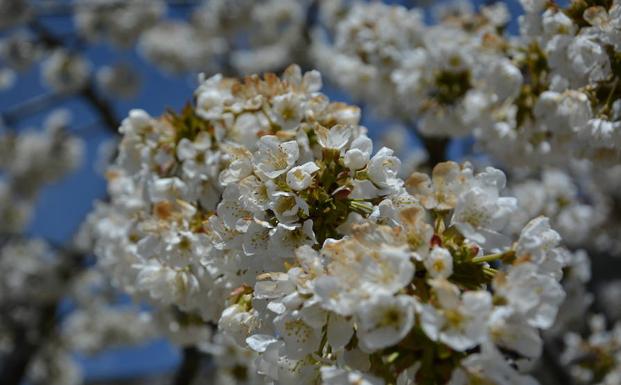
[80,84,120,132]
[1,92,70,127]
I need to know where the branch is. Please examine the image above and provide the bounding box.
[302,0,319,46]
[406,120,449,169]
[420,136,449,169]
[171,347,202,385]
[29,19,67,49]
[80,84,120,132]
[299,0,319,72]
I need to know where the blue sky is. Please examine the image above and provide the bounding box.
[0,0,523,381]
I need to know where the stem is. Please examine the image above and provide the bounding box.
[349,200,374,215]
[482,266,497,277]
[600,78,619,118]
[172,347,202,385]
[317,325,328,355]
[472,253,503,264]
[472,249,515,264]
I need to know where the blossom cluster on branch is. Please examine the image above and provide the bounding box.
[82,65,593,385]
[313,0,621,167]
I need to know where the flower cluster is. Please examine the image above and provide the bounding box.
[84,63,587,384]
[561,314,621,385]
[217,161,568,385]
[62,269,156,356]
[313,0,621,167]
[74,0,165,48]
[313,1,514,137]
[507,168,604,247]
[0,0,318,98]
[139,0,310,75]
[41,49,92,93]
[480,0,621,166]
[0,110,84,233]
[95,62,141,100]
[0,239,64,308]
[90,65,407,346]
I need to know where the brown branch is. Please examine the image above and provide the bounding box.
[406,120,449,169]
[302,0,319,47]
[29,19,66,48]
[420,136,449,169]
[171,347,202,385]
[80,84,120,132]
[298,0,319,72]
